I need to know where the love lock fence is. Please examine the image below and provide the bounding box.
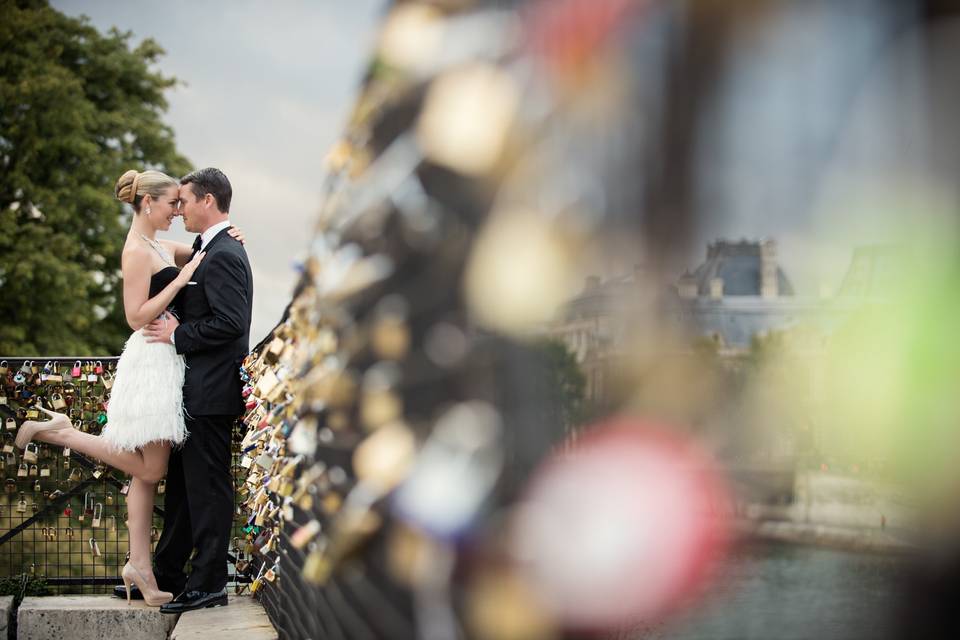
[0,357,249,593]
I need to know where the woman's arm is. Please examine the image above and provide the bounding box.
[122,246,205,331]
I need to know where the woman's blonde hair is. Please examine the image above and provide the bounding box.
[114,169,178,212]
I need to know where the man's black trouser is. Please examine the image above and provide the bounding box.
[154,414,235,594]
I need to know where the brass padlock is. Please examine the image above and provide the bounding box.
[51,393,67,411]
[23,443,39,465]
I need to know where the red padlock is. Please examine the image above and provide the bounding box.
[94,361,104,375]
[71,361,81,378]
[245,400,257,410]
[63,505,73,517]
[242,387,253,398]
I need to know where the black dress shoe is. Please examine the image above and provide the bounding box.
[159,588,228,614]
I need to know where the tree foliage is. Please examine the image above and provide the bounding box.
[536,338,588,432]
[0,0,190,355]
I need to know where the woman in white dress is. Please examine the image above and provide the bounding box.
[16,169,242,605]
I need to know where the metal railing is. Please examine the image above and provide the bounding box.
[0,357,249,593]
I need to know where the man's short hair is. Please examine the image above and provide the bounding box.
[181,167,232,213]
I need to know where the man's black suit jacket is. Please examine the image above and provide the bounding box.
[173,227,253,416]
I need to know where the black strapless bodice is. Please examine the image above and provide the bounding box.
[150,267,184,318]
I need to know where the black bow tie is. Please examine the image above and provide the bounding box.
[191,235,203,252]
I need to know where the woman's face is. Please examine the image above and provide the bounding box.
[145,184,180,232]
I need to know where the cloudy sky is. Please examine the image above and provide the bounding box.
[53,0,385,342]
[50,1,960,321]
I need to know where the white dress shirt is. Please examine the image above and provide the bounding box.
[200,219,232,250]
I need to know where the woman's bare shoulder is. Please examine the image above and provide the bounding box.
[121,242,152,269]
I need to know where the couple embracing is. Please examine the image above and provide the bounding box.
[15,167,253,613]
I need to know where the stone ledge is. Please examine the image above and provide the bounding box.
[171,594,276,640]
[1,595,13,638]
[17,595,177,640]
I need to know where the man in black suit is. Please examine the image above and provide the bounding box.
[141,167,253,613]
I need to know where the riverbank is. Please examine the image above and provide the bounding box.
[732,516,918,555]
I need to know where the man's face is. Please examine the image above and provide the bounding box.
[178,183,203,233]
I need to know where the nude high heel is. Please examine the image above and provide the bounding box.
[122,562,173,606]
[15,406,74,450]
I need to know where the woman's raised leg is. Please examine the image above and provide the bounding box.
[28,420,170,483]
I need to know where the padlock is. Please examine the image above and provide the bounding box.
[120,479,131,495]
[92,503,102,528]
[264,564,277,583]
[94,361,104,375]
[71,361,82,378]
[157,479,166,494]
[17,463,28,477]
[23,443,39,464]
[45,361,63,383]
[51,393,66,411]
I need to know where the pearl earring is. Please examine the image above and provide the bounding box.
[146,207,152,215]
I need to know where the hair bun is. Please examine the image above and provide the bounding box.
[115,170,141,204]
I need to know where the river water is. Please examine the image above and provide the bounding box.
[634,541,909,640]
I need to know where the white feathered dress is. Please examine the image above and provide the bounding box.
[101,266,188,451]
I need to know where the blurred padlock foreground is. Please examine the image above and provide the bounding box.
[235,0,960,638]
